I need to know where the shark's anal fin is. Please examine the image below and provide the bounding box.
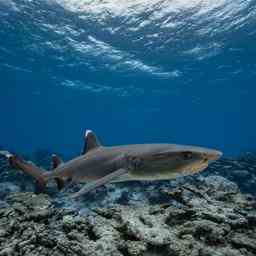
[51,154,65,190]
[81,130,101,155]
[71,168,128,199]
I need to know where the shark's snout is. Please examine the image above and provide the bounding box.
[204,150,222,161]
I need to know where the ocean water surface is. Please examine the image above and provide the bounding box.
[0,0,256,157]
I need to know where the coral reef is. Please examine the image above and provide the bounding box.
[205,153,256,195]
[0,152,256,255]
[0,176,255,255]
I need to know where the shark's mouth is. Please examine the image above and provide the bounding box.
[182,161,209,175]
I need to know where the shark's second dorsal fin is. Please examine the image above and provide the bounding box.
[82,130,101,154]
[51,154,63,169]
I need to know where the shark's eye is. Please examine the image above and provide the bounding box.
[182,151,193,160]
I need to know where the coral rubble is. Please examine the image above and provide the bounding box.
[0,153,256,255]
[0,175,255,255]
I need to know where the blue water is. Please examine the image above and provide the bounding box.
[0,0,255,157]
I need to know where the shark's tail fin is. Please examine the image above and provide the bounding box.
[0,151,49,193]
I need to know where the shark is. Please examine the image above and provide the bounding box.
[0,130,222,198]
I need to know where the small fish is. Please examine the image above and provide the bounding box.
[0,130,222,198]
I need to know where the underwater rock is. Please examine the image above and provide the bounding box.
[0,175,255,256]
[0,152,256,255]
[0,182,20,199]
[204,153,256,196]
[230,232,256,252]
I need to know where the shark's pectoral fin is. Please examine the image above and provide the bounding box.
[81,130,102,155]
[71,168,128,199]
[110,173,133,183]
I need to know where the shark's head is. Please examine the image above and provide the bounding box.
[127,144,222,179]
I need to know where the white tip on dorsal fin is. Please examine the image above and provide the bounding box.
[85,130,92,137]
[81,129,101,155]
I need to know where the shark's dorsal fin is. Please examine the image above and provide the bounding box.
[82,130,101,154]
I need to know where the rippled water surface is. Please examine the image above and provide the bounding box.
[0,0,255,156]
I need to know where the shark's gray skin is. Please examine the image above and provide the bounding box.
[0,130,222,198]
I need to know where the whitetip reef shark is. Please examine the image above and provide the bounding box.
[0,130,222,198]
